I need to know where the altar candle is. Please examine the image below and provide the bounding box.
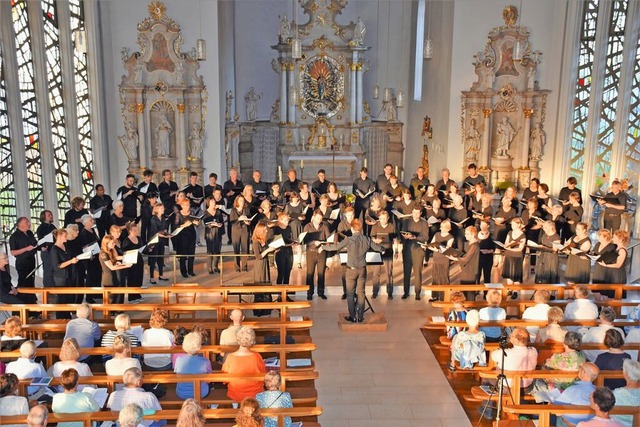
[395,165,399,177]
[300,159,304,169]
[384,88,392,102]
[364,158,367,168]
[278,166,282,182]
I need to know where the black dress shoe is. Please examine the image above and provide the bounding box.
[307,295,313,300]
[401,294,409,299]
[213,268,221,273]
[149,279,157,285]
[158,277,169,281]
[344,316,357,323]
[189,272,197,277]
[181,273,189,278]
[372,293,378,299]
[388,294,394,300]
[428,296,440,302]
[415,295,422,301]
[318,294,327,300]
[356,317,364,323]
[341,293,347,300]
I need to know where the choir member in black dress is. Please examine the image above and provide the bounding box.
[409,166,430,201]
[273,212,294,288]
[185,172,205,245]
[462,164,487,191]
[364,195,385,236]
[122,222,144,302]
[447,226,480,301]
[36,210,56,289]
[501,217,526,284]
[64,197,89,227]
[230,196,251,272]
[269,182,285,210]
[504,186,520,211]
[303,210,331,300]
[401,206,429,300]
[89,184,113,237]
[137,169,158,206]
[534,221,561,284]
[139,192,158,243]
[448,194,470,251]
[353,167,376,220]
[558,177,582,212]
[202,198,225,274]
[9,217,38,288]
[78,215,101,302]
[564,222,592,284]
[242,185,260,229]
[257,200,278,241]
[425,198,447,249]
[521,197,543,268]
[0,252,36,304]
[598,179,628,232]
[116,174,140,219]
[173,199,199,278]
[204,173,222,200]
[317,194,338,232]
[284,192,305,268]
[537,183,553,218]
[562,192,584,241]
[375,163,393,194]
[521,178,540,202]
[148,203,170,284]
[50,229,79,318]
[492,197,517,243]
[392,189,415,232]
[477,220,495,284]
[111,200,132,240]
[369,210,397,299]
[468,182,487,215]
[326,182,345,210]
[298,182,315,223]
[64,224,83,294]
[158,169,179,215]
[311,169,329,196]
[421,184,438,207]
[336,207,356,299]
[252,222,273,283]
[99,235,132,305]
[592,229,616,284]
[597,230,629,298]
[428,219,455,301]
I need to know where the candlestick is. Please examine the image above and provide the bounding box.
[373,85,379,100]
[300,159,304,169]
[278,166,282,182]
[363,158,367,169]
[384,88,392,102]
[394,165,399,177]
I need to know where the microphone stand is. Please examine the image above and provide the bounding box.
[331,140,336,182]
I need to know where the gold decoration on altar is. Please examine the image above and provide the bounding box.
[177,103,185,113]
[148,1,166,20]
[502,5,518,28]
[300,55,345,119]
[311,36,335,52]
[285,129,293,145]
[306,117,336,148]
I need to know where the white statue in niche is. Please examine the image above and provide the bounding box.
[352,17,366,46]
[278,15,291,43]
[174,60,185,85]
[382,99,397,122]
[527,67,536,90]
[495,116,515,158]
[188,122,205,159]
[134,59,144,85]
[529,122,545,161]
[155,113,173,157]
[465,119,481,163]
[119,120,139,160]
[245,87,262,122]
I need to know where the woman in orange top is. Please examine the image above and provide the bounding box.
[222,327,266,402]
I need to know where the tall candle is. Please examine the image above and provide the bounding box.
[278,166,282,182]
[363,158,367,168]
[394,166,399,177]
[300,159,304,169]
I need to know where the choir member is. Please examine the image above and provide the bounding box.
[448,194,469,251]
[563,191,584,240]
[597,230,629,296]
[273,212,294,288]
[137,169,158,205]
[462,164,486,193]
[252,222,273,283]
[78,215,101,302]
[471,193,493,228]
[477,220,496,284]
[375,163,393,194]
[428,219,455,301]
[493,197,517,243]
[336,207,356,299]
[203,172,222,200]
[110,201,131,241]
[426,198,447,242]
[435,168,457,196]
[326,182,345,209]
[370,210,397,299]
[537,183,553,217]
[564,222,592,284]
[50,229,78,318]
[121,222,144,303]
[173,199,199,278]
[230,196,251,272]
[591,229,616,284]
[281,169,301,199]
[139,192,158,243]
[64,197,89,227]
[311,169,329,195]
[36,209,56,289]
[9,217,38,289]
[248,170,269,196]
[89,184,113,237]
[298,182,315,221]
[353,167,376,220]
[284,191,305,267]
[158,169,179,215]
[448,226,480,300]
[392,189,415,232]
[99,235,131,305]
[558,177,582,212]
[223,167,244,244]
[534,220,561,284]
[116,174,139,219]
[501,217,526,284]
[303,210,331,300]
[148,203,170,283]
[0,251,36,304]
[504,186,520,210]
[384,175,405,204]
[401,206,429,300]
[269,182,284,208]
[598,179,628,232]
[409,166,430,200]
[522,178,540,201]
[421,184,438,207]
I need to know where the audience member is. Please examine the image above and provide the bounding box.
[594,329,631,390]
[176,399,205,427]
[234,397,264,427]
[174,332,212,399]
[564,285,599,326]
[107,368,163,427]
[26,404,48,427]
[101,313,141,348]
[0,373,29,427]
[491,328,537,389]
[576,387,624,427]
[1,316,24,341]
[582,307,626,362]
[5,340,46,395]
[554,362,600,427]
[105,334,142,377]
[256,371,293,427]
[446,291,468,340]
[535,307,567,344]
[612,360,640,427]
[47,338,93,391]
[222,327,266,403]
[448,309,486,371]
[118,403,144,427]
[479,290,506,343]
[220,309,245,359]
[522,289,551,340]
[51,368,100,427]
[141,309,174,370]
[63,304,101,361]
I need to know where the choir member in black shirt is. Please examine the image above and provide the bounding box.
[185,172,205,212]
[501,217,527,284]
[252,222,273,283]
[591,229,617,284]
[421,184,438,207]
[425,198,447,255]
[173,199,199,278]
[599,179,628,232]
[137,169,158,205]
[428,219,455,301]
[471,193,493,228]
[223,168,244,244]
[477,220,495,284]
[281,169,301,199]
[563,191,584,240]
[78,215,101,302]
[462,164,487,191]
[447,226,480,300]
[336,207,357,299]
[353,167,376,220]
[521,178,540,202]
[435,168,457,200]
[369,210,397,299]
[64,197,89,227]
[534,220,561,284]
[448,194,470,251]
[121,222,144,302]
[273,212,295,290]
[384,175,405,205]
[298,182,315,222]
[0,252,36,304]
[558,176,582,212]
[117,174,139,219]
[140,192,158,243]
[401,206,429,300]
[111,200,132,241]
[230,196,251,272]
[65,224,83,292]
[311,169,329,196]
[36,210,56,288]
[269,182,285,209]
[409,166,430,200]
[303,210,331,300]
[492,197,517,243]
[50,228,79,318]
[364,195,385,235]
[158,169,179,215]
[148,203,170,284]
[375,163,393,194]
[521,197,543,245]
[326,182,345,210]
[9,217,38,288]
[204,173,222,200]
[203,198,225,274]
[248,170,270,196]
[89,184,113,237]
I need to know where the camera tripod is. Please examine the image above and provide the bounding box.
[477,331,515,426]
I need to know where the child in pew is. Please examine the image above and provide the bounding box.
[479,289,507,343]
[446,291,468,340]
[448,309,486,371]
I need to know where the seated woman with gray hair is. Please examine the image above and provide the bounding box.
[448,309,486,371]
[118,403,144,427]
[612,359,640,427]
[174,332,212,399]
[256,371,293,427]
[222,327,266,403]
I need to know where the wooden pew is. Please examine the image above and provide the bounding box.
[439,319,640,328]
[431,299,640,317]
[502,404,640,427]
[0,407,324,427]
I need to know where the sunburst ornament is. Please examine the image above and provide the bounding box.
[148,1,166,20]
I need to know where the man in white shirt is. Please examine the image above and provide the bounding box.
[63,304,101,361]
[107,368,164,427]
[26,404,48,427]
[564,285,599,327]
[522,289,552,340]
[491,327,538,389]
[581,306,626,362]
[6,340,47,395]
[219,309,244,346]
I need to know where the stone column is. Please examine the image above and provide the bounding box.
[356,62,363,123]
[135,93,147,168]
[176,102,186,170]
[480,108,492,168]
[349,61,357,124]
[280,62,288,124]
[521,108,533,169]
[287,63,296,123]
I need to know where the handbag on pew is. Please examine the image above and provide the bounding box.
[253,293,273,317]
[142,382,167,398]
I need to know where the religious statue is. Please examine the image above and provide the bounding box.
[174,60,184,85]
[352,17,366,46]
[421,115,432,139]
[527,66,536,90]
[134,59,144,85]
[155,112,173,157]
[278,15,291,43]
[119,120,139,160]
[529,122,545,161]
[245,87,262,122]
[188,121,204,159]
[495,116,515,157]
[270,98,280,123]
[382,98,397,122]
[225,90,233,123]
[422,144,430,179]
[465,119,481,163]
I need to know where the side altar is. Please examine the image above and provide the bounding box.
[225,0,404,186]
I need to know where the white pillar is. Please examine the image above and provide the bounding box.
[280,62,287,124]
[349,62,357,124]
[480,108,492,168]
[135,92,147,168]
[521,108,533,169]
[356,62,363,123]
[287,63,295,123]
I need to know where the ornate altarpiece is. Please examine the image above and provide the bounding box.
[461,6,550,190]
[118,1,208,185]
[227,0,404,185]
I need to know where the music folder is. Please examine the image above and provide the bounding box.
[339,252,383,265]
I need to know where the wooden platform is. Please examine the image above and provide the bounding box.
[337,312,388,331]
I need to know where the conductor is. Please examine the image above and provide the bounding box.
[319,219,384,323]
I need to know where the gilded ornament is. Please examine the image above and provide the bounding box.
[136,104,144,113]
[523,108,533,118]
[148,1,167,20]
[286,129,293,145]
[502,5,518,28]
[177,103,185,113]
[311,35,335,52]
[483,108,492,118]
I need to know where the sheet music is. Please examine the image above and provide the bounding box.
[122,249,138,264]
[76,251,93,261]
[297,231,308,244]
[329,209,340,220]
[139,184,149,194]
[37,233,53,246]
[268,236,286,249]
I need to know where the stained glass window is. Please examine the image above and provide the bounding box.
[12,0,45,225]
[0,48,17,235]
[569,0,599,183]
[624,32,640,192]
[42,0,71,221]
